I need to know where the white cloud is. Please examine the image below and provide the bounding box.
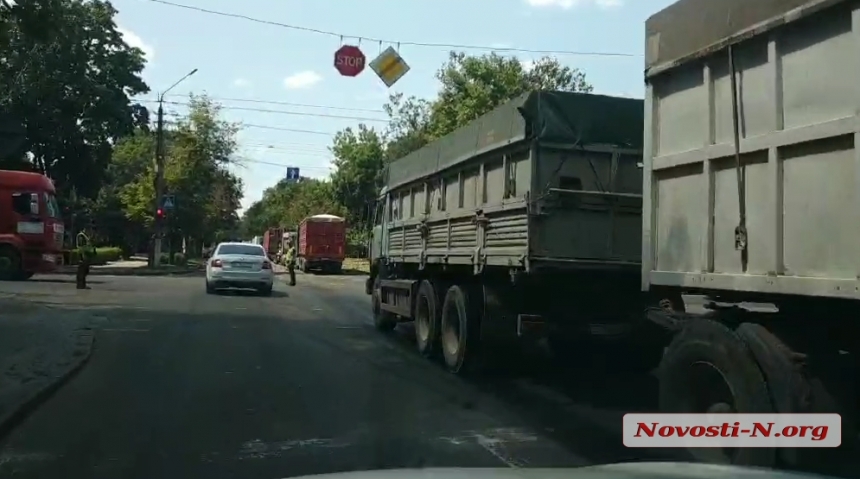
[283,71,322,89]
[525,0,622,8]
[117,27,155,62]
[520,59,536,72]
[233,78,250,88]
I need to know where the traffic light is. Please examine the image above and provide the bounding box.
[156,208,164,218]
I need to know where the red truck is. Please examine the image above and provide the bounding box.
[0,169,64,280]
[262,227,283,262]
[297,214,345,274]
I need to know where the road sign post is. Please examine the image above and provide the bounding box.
[286,167,300,183]
[334,45,366,77]
[369,46,410,87]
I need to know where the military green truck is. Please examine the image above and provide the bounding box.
[367,0,860,471]
[364,91,670,372]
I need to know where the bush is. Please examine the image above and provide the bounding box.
[64,246,123,265]
[159,253,170,265]
[172,253,186,266]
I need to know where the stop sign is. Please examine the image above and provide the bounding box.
[334,45,365,77]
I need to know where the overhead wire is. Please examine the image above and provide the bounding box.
[162,94,387,114]
[141,99,389,123]
[146,0,638,58]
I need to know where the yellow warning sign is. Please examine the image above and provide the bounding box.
[369,46,410,88]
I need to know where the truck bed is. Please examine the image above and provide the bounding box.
[643,0,860,298]
[382,91,644,273]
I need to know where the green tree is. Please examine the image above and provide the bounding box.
[239,179,345,238]
[116,95,243,255]
[329,124,386,226]
[0,0,150,197]
[429,52,591,137]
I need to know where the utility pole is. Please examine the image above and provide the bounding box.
[151,68,197,267]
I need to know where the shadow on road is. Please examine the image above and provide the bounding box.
[213,288,289,298]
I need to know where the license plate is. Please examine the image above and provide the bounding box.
[230,262,251,269]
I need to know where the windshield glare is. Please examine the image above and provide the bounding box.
[43,193,60,218]
[216,244,265,256]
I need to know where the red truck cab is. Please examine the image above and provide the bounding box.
[0,170,64,280]
[297,214,345,274]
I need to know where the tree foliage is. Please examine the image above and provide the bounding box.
[115,95,244,252]
[241,52,592,248]
[0,0,150,198]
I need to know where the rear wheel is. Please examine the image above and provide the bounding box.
[415,280,440,357]
[0,246,22,281]
[441,285,480,374]
[259,285,273,296]
[205,281,215,294]
[658,318,776,467]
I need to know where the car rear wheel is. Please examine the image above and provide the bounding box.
[205,281,216,294]
[259,285,273,296]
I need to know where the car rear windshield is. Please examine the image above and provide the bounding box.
[217,244,265,256]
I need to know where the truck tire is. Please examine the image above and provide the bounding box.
[0,246,22,281]
[440,284,480,374]
[372,277,396,332]
[658,318,776,467]
[415,280,440,357]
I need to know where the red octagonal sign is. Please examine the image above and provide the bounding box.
[334,45,365,77]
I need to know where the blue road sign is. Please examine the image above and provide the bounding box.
[286,167,300,182]
[161,194,175,209]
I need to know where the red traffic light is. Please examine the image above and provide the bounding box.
[156,208,164,217]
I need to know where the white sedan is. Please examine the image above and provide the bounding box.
[205,242,274,295]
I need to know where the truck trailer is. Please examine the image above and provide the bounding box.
[365,91,663,386]
[368,0,860,468]
[297,214,346,273]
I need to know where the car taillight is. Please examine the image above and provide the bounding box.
[262,261,271,269]
[211,259,222,267]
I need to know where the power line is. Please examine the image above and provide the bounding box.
[147,0,638,58]
[163,94,387,114]
[238,157,332,170]
[144,99,389,123]
[163,119,337,136]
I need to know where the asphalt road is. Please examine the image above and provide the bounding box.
[0,271,676,479]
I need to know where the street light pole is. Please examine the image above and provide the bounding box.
[152,68,197,267]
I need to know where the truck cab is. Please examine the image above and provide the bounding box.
[0,170,64,280]
[367,188,390,292]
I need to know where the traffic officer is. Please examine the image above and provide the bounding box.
[284,238,296,286]
[75,228,96,289]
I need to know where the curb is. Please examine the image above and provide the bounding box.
[53,268,203,277]
[0,332,95,440]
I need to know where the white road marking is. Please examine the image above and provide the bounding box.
[101,328,150,332]
[0,451,55,467]
[438,428,538,468]
[237,438,350,460]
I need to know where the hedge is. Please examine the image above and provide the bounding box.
[64,246,123,266]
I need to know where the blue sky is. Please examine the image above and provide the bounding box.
[111,0,675,211]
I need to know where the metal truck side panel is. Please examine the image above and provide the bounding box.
[384,91,644,271]
[645,0,846,75]
[644,1,860,298]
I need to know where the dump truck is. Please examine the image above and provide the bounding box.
[365,90,661,376]
[297,214,346,273]
[638,0,859,469]
[368,0,860,466]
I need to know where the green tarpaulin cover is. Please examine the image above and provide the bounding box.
[386,91,643,190]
